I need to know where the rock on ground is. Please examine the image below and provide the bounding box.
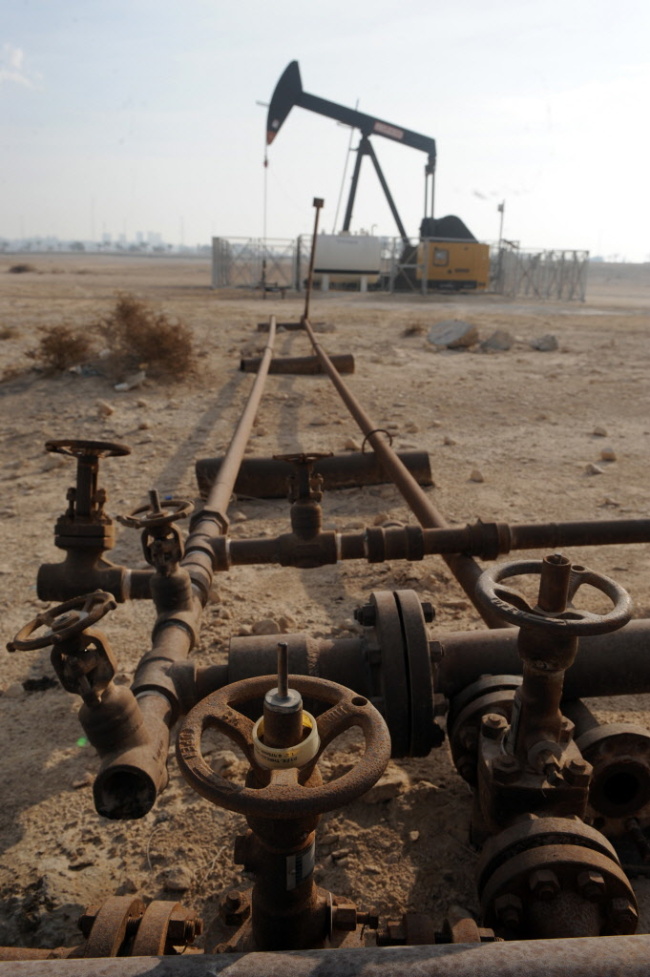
[427,319,478,349]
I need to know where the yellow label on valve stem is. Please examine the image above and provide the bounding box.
[252,711,320,769]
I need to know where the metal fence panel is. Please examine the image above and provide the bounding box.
[212,236,589,301]
[211,238,298,290]
[492,246,589,300]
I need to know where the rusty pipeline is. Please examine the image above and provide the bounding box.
[299,313,508,628]
[96,317,279,819]
[204,516,650,571]
[37,551,153,603]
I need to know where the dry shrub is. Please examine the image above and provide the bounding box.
[98,293,193,379]
[28,324,92,374]
[0,325,17,340]
[402,323,425,337]
[1,364,26,383]
[9,263,36,274]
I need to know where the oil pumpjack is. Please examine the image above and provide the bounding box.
[266,61,489,290]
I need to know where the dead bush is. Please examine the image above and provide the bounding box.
[98,293,194,379]
[9,263,36,274]
[33,325,93,372]
[28,324,93,374]
[0,325,18,340]
[402,323,425,337]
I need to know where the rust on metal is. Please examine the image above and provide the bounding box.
[81,896,145,957]
[176,674,390,818]
[130,901,202,955]
[4,938,650,975]
[477,817,637,940]
[435,618,650,699]
[240,353,354,375]
[300,312,503,627]
[195,450,433,499]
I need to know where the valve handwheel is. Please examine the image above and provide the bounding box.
[274,452,333,465]
[118,498,194,530]
[176,675,391,818]
[475,560,632,636]
[7,591,116,651]
[46,439,131,459]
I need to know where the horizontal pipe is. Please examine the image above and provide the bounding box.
[240,353,354,375]
[212,515,650,570]
[508,518,650,550]
[4,936,650,975]
[257,320,317,331]
[169,620,650,727]
[436,618,650,699]
[195,451,433,500]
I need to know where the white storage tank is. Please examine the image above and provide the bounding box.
[313,233,382,289]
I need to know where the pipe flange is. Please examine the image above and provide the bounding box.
[366,589,436,757]
[477,815,637,940]
[448,675,521,784]
[577,723,650,830]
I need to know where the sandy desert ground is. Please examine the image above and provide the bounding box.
[0,254,649,952]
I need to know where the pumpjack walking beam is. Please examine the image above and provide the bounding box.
[266,61,436,243]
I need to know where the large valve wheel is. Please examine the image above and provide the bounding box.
[7,591,116,651]
[474,560,631,636]
[176,675,391,819]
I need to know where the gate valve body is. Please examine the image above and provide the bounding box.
[7,591,118,706]
[37,441,137,602]
[471,555,632,837]
[119,490,194,575]
[176,645,390,951]
[46,439,131,548]
[275,452,332,541]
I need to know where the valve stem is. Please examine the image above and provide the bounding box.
[262,642,304,749]
[277,641,289,700]
[149,489,162,514]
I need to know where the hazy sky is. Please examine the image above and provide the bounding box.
[2,0,649,259]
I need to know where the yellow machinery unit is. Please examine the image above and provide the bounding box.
[418,239,490,291]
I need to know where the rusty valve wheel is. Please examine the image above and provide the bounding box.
[176,675,391,819]
[474,560,632,636]
[45,438,131,459]
[118,498,194,530]
[7,591,116,652]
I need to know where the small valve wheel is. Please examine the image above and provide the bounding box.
[475,559,632,636]
[274,452,333,467]
[118,492,194,531]
[7,591,116,652]
[177,674,391,819]
[46,439,131,460]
